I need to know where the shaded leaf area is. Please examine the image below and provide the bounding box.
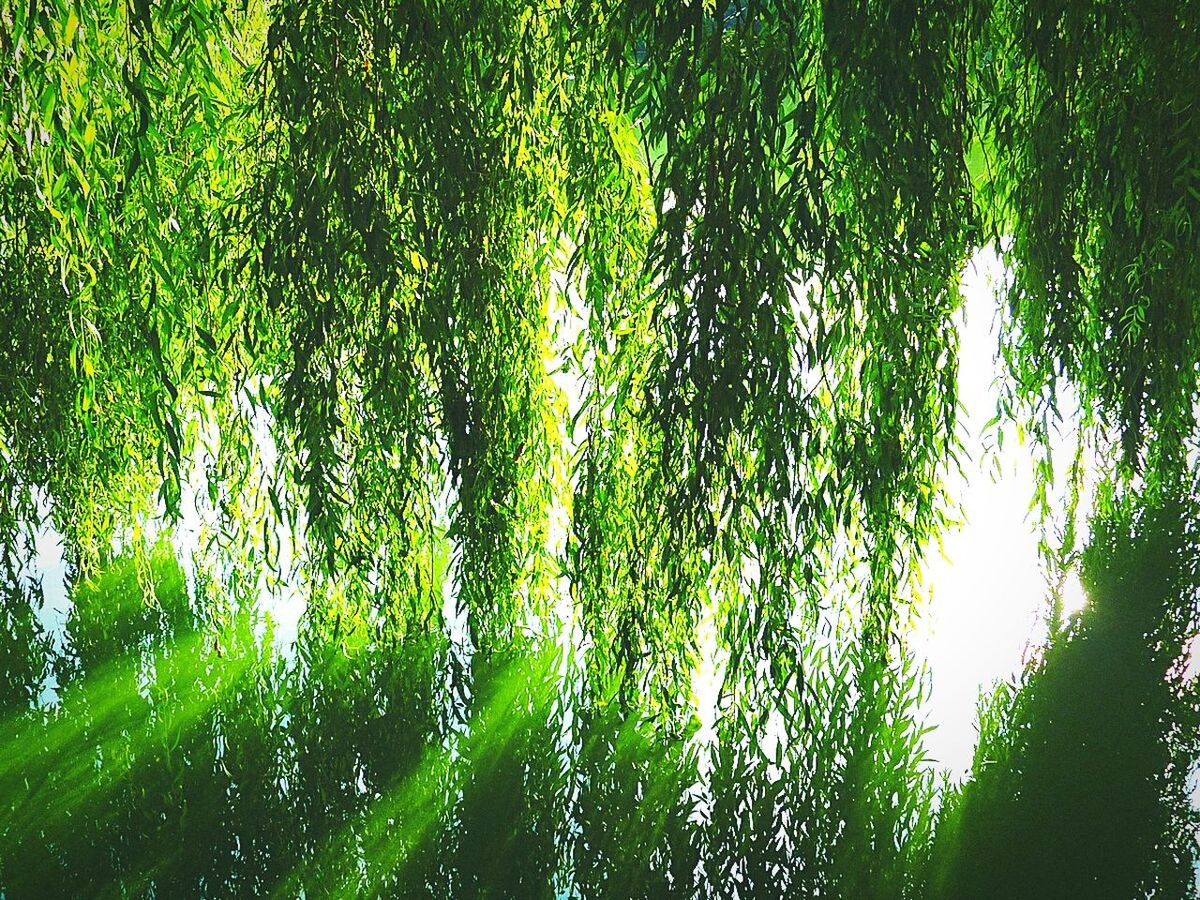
[931,479,1200,900]
[977,0,1200,471]
[1,529,1197,897]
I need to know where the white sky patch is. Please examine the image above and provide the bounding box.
[912,246,1089,779]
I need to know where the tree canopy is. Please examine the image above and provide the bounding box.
[1,1,1198,897]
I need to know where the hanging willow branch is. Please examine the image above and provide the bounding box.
[0,0,1197,715]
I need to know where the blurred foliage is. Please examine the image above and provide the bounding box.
[1,0,1199,896]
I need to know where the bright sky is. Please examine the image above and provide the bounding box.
[911,246,1088,778]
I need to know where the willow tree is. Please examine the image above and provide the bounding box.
[1,0,1198,896]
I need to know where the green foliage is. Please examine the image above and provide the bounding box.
[705,640,939,899]
[4,0,1199,691]
[0,573,51,717]
[977,0,1200,471]
[1,0,1199,895]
